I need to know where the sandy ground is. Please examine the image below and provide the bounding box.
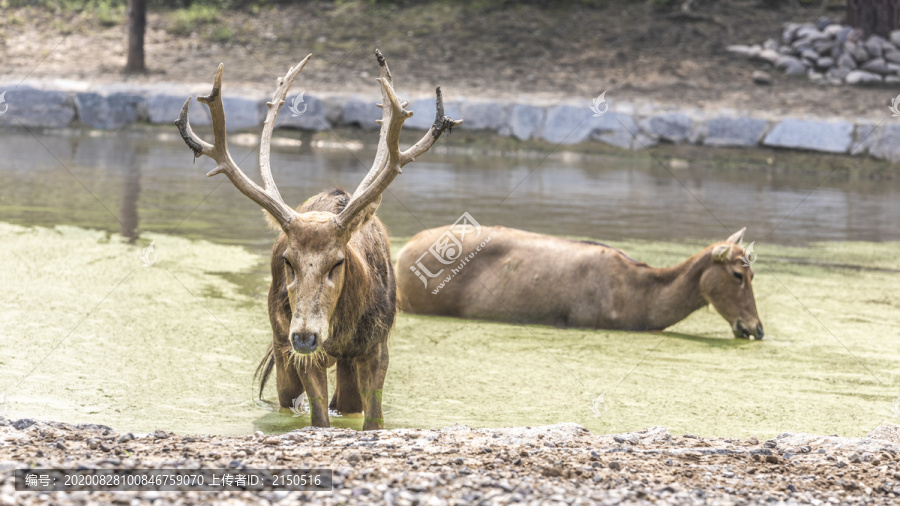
[2,417,900,505]
[0,1,891,119]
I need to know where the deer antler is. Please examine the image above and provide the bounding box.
[334,49,462,231]
[175,58,312,229]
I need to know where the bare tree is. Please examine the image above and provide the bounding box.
[125,0,147,73]
[846,0,900,38]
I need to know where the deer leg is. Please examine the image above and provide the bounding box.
[274,347,304,408]
[330,359,363,416]
[295,357,329,427]
[356,343,389,431]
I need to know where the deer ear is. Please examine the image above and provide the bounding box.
[711,244,732,263]
[725,227,746,245]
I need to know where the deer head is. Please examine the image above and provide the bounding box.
[699,227,764,339]
[176,50,461,355]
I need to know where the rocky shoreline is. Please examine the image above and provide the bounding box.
[2,416,899,505]
[1,79,899,164]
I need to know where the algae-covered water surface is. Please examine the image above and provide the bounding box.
[1,131,898,438]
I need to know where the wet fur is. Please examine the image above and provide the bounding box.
[255,188,396,405]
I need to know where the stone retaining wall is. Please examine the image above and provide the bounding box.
[1,84,897,162]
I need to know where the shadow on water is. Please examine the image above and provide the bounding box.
[660,331,757,349]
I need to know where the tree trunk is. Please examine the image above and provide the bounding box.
[125,0,147,73]
[846,0,900,38]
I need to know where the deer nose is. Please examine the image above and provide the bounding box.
[756,323,764,340]
[291,332,318,354]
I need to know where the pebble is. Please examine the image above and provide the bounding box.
[751,70,772,85]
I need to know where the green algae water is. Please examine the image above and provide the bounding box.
[1,130,899,438]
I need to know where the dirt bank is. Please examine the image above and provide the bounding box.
[1,417,899,505]
[0,1,889,118]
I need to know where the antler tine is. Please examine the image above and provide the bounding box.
[260,54,312,204]
[400,86,463,165]
[335,50,462,231]
[350,49,394,199]
[175,63,299,229]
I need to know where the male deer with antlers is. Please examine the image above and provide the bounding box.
[175,50,461,430]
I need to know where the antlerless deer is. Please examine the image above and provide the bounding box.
[175,50,461,430]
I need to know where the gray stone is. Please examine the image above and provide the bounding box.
[508,104,544,141]
[703,117,768,147]
[796,26,826,41]
[827,67,850,80]
[816,57,834,69]
[763,118,853,153]
[884,50,900,64]
[867,123,900,162]
[764,38,781,50]
[886,75,900,84]
[403,97,462,131]
[341,97,382,130]
[220,96,263,130]
[75,92,145,129]
[639,113,693,143]
[458,100,508,132]
[781,25,799,45]
[845,70,882,85]
[836,26,853,44]
[775,56,806,76]
[752,70,772,85]
[754,49,781,64]
[590,111,655,150]
[850,123,876,156]
[147,94,210,125]
[891,30,900,48]
[812,39,835,54]
[864,35,887,58]
[727,45,760,58]
[837,52,857,70]
[541,104,596,144]
[861,58,890,75]
[274,93,329,131]
[0,86,75,128]
[815,17,832,31]
[800,49,818,61]
[845,41,869,62]
[823,24,844,37]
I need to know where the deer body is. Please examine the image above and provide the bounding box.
[398,226,764,338]
[176,51,460,430]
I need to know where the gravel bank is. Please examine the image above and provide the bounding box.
[2,417,899,505]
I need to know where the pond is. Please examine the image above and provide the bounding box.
[1,129,898,438]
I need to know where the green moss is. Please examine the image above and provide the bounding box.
[1,223,898,437]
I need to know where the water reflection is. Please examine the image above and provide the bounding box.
[1,130,898,256]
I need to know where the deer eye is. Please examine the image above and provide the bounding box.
[732,271,743,282]
[283,257,295,279]
[330,258,345,277]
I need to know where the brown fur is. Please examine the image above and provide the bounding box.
[396,226,763,339]
[255,188,396,429]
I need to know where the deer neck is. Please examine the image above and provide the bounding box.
[641,251,711,330]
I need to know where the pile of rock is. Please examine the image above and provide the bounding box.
[728,17,900,86]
